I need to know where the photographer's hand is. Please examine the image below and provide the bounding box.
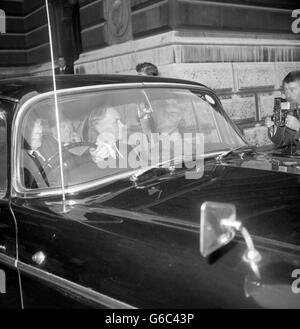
[265,117,277,136]
[286,115,300,131]
[265,117,274,128]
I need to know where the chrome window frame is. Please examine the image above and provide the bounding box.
[0,110,7,199]
[11,82,241,199]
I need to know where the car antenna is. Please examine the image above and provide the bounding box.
[45,0,68,213]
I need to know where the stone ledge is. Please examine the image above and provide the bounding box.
[75,29,300,73]
[0,61,52,77]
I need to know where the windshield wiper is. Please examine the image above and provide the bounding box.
[130,154,200,184]
[216,145,256,162]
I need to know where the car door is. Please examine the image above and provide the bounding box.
[8,88,135,308]
[11,196,134,308]
[0,105,22,308]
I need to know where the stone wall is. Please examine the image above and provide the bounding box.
[0,0,80,73]
[0,0,48,67]
[75,27,300,146]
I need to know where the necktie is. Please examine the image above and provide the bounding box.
[30,151,49,186]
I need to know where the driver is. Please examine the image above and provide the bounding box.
[23,112,85,188]
[22,116,48,188]
[41,115,81,158]
[50,119,81,144]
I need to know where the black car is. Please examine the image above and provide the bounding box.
[0,74,300,309]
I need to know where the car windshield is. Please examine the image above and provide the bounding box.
[17,87,246,190]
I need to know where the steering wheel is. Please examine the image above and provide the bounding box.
[41,141,97,176]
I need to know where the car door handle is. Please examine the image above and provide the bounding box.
[32,251,47,265]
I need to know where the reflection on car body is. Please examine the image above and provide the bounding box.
[0,74,300,308]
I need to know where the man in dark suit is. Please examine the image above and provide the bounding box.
[22,116,88,188]
[265,70,300,149]
[55,56,74,75]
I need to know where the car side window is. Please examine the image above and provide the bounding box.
[17,89,147,191]
[0,111,7,197]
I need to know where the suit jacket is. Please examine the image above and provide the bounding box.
[55,65,74,75]
[24,135,91,188]
[268,126,300,149]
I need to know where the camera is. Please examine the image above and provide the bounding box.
[271,97,299,127]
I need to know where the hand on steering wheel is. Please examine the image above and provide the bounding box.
[41,141,97,176]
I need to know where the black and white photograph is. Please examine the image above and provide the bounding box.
[0,0,300,314]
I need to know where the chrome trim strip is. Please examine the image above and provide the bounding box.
[0,96,19,103]
[11,82,208,197]
[0,253,136,309]
[20,169,138,198]
[89,206,200,232]
[0,253,17,268]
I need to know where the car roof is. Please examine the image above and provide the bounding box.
[0,74,208,102]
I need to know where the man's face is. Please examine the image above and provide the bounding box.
[31,119,43,150]
[93,108,124,143]
[283,81,300,103]
[58,58,66,68]
[156,105,182,135]
[138,66,157,76]
[52,120,74,143]
[138,70,147,76]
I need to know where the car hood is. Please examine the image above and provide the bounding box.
[36,151,300,309]
[66,152,300,249]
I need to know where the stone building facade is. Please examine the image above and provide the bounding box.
[1,0,300,145]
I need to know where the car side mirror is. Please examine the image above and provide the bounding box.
[200,201,262,279]
[200,201,236,257]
